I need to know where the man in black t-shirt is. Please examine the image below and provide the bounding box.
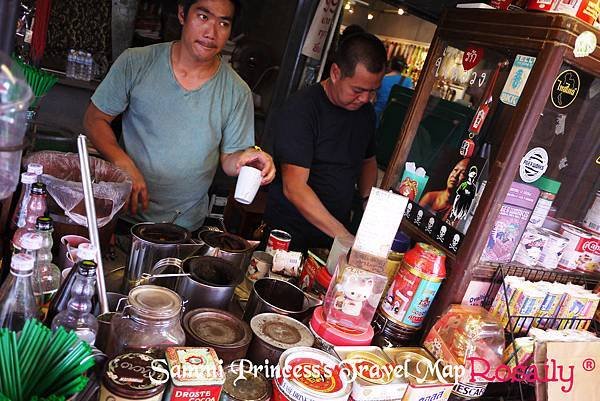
[264,33,387,252]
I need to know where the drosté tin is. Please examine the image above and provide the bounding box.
[164,347,226,401]
[221,360,272,401]
[334,346,408,401]
[277,347,351,401]
[99,353,167,401]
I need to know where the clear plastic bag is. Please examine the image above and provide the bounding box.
[24,150,132,227]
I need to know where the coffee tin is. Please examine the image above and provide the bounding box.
[512,228,547,267]
[99,353,167,401]
[277,347,351,401]
[266,230,292,254]
[221,360,271,401]
[559,223,600,271]
[537,229,569,270]
[164,347,226,401]
[334,346,408,401]
[583,191,600,234]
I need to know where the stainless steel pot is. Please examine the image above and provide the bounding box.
[176,256,243,311]
[196,229,258,275]
[124,222,196,293]
[242,278,322,323]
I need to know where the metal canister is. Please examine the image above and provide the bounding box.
[512,227,547,267]
[538,229,569,270]
[266,230,291,254]
[164,347,225,401]
[221,360,271,401]
[183,309,252,365]
[559,223,598,271]
[246,313,314,366]
[99,353,168,401]
[583,191,600,234]
[380,243,446,330]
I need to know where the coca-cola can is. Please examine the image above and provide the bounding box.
[266,230,291,254]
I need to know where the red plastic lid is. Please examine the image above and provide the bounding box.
[403,243,446,278]
[309,307,373,346]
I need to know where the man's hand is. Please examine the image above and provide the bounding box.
[114,158,148,215]
[221,147,276,185]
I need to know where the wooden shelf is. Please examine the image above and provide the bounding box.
[400,219,456,263]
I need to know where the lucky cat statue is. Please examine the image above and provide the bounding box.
[334,274,374,317]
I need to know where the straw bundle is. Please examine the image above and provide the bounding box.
[13,58,58,108]
[0,320,95,401]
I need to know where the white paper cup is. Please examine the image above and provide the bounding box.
[235,166,262,204]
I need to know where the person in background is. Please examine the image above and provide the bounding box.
[264,33,387,252]
[84,0,275,232]
[419,158,469,221]
[374,56,414,124]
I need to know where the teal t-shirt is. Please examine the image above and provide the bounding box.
[91,42,254,230]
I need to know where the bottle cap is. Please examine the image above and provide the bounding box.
[27,163,43,176]
[77,243,97,261]
[11,254,35,273]
[36,216,53,231]
[21,232,43,250]
[79,260,97,277]
[31,182,47,195]
[21,172,37,185]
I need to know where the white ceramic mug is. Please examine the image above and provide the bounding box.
[234,166,262,205]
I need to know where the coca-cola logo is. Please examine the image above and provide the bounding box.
[580,239,600,255]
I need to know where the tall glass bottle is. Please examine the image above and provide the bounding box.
[51,261,98,344]
[45,244,98,325]
[13,182,48,251]
[10,172,37,230]
[34,216,61,317]
[0,254,38,331]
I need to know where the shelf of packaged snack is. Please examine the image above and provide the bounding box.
[400,219,457,262]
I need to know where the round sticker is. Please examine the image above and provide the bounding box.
[520,147,549,183]
[551,70,580,109]
[574,31,597,58]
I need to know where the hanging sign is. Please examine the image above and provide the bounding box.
[519,147,549,183]
[500,55,536,106]
[462,46,485,71]
[301,0,341,60]
[551,70,580,108]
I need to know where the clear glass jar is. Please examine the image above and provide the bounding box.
[106,285,185,358]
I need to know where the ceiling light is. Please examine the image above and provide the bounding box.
[349,7,354,13]
[368,13,374,20]
[397,8,404,15]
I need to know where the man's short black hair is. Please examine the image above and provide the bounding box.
[179,0,241,20]
[334,32,387,78]
[390,56,407,73]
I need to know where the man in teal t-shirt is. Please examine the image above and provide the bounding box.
[84,0,275,231]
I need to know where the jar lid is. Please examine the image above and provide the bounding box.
[21,172,37,184]
[128,285,182,320]
[77,243,97,261]
[309,306,373,346]
[36,216,53,231]
[27,163,43,176]
[11,253,34,273]
[31,182,46,195]
[382,348,444,385]
[103,353,167,398]
[250,313,314,350]
[223,360,271,401]
[21,232,43,250]
[132,223,190,244]
[403,243,446,278]
[183,308,251,348]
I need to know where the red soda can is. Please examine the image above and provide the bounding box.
[266,229,291,254]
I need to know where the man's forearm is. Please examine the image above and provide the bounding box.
[220,150,245,176]
[284,183,349,239]
[359,157,378,198]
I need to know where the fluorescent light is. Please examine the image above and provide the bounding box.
[397,8,404,15]
[368,13,374,20]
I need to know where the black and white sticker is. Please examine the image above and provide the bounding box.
[551,70,580,109]
[519,147,548,183]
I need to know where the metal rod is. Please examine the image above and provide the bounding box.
[77,135,109,315]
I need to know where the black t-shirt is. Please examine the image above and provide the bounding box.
[264,84,376,251]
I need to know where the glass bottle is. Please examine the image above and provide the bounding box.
[51,260,98,344]
[13,182,48,251]
[45,244,98,325]
[0,253,38,331]
[10,172,37,230]
[106,285,185,358]
[34,216,61,317]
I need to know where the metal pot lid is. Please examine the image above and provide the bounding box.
[184,256,241,286]
[128,285,182,320]
[199,231,250,252]
[223,361,271,401]
[132,223,190,244]
[250,313,314,350]
[184,308,251,347]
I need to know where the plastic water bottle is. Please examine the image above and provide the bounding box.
[84,53,93,81]
[66,49,75,78]
[74,51,82,80]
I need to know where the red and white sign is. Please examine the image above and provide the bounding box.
[301,0,342,60]
[462,46,484,71]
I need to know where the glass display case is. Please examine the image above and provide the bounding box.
[381,8,600,331]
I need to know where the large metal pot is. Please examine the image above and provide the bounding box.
[124,222,194,293]
[196,229,258,275]
[242,278,322,323]
[177,256,243,311]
